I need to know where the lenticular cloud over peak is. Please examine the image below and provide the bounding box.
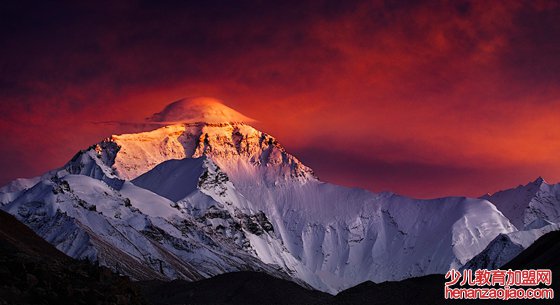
[147,97,256,124]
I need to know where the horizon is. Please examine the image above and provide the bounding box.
[1,1,560,198]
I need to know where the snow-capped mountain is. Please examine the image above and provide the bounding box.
[461,222,560,271]
[481,177,560,230]
[1,97,558,293]
[462,178,560,271]
[0,167,289,280]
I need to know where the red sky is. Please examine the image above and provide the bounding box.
[1,0,560,198]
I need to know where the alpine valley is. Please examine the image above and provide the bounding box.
[1,97,560,296]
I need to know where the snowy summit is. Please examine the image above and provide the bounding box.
[147,97,256,124]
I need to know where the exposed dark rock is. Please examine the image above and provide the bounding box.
[0,210,148,305]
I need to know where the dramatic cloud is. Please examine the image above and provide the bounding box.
[1,0,559,198]
[147,97,255,124]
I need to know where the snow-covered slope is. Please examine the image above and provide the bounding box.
[1,98,558,294]
[462,223,560,270]
[128,145,516,291]
[0,176,42,204]
[132,158,206,202]
[463,177,560,272]
[1,172,289,282]
[481,177,560,230]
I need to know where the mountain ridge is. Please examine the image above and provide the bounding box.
[1,99,559,294]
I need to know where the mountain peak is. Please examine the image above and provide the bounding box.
[532,176,546,185]
[147,97,256,124]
